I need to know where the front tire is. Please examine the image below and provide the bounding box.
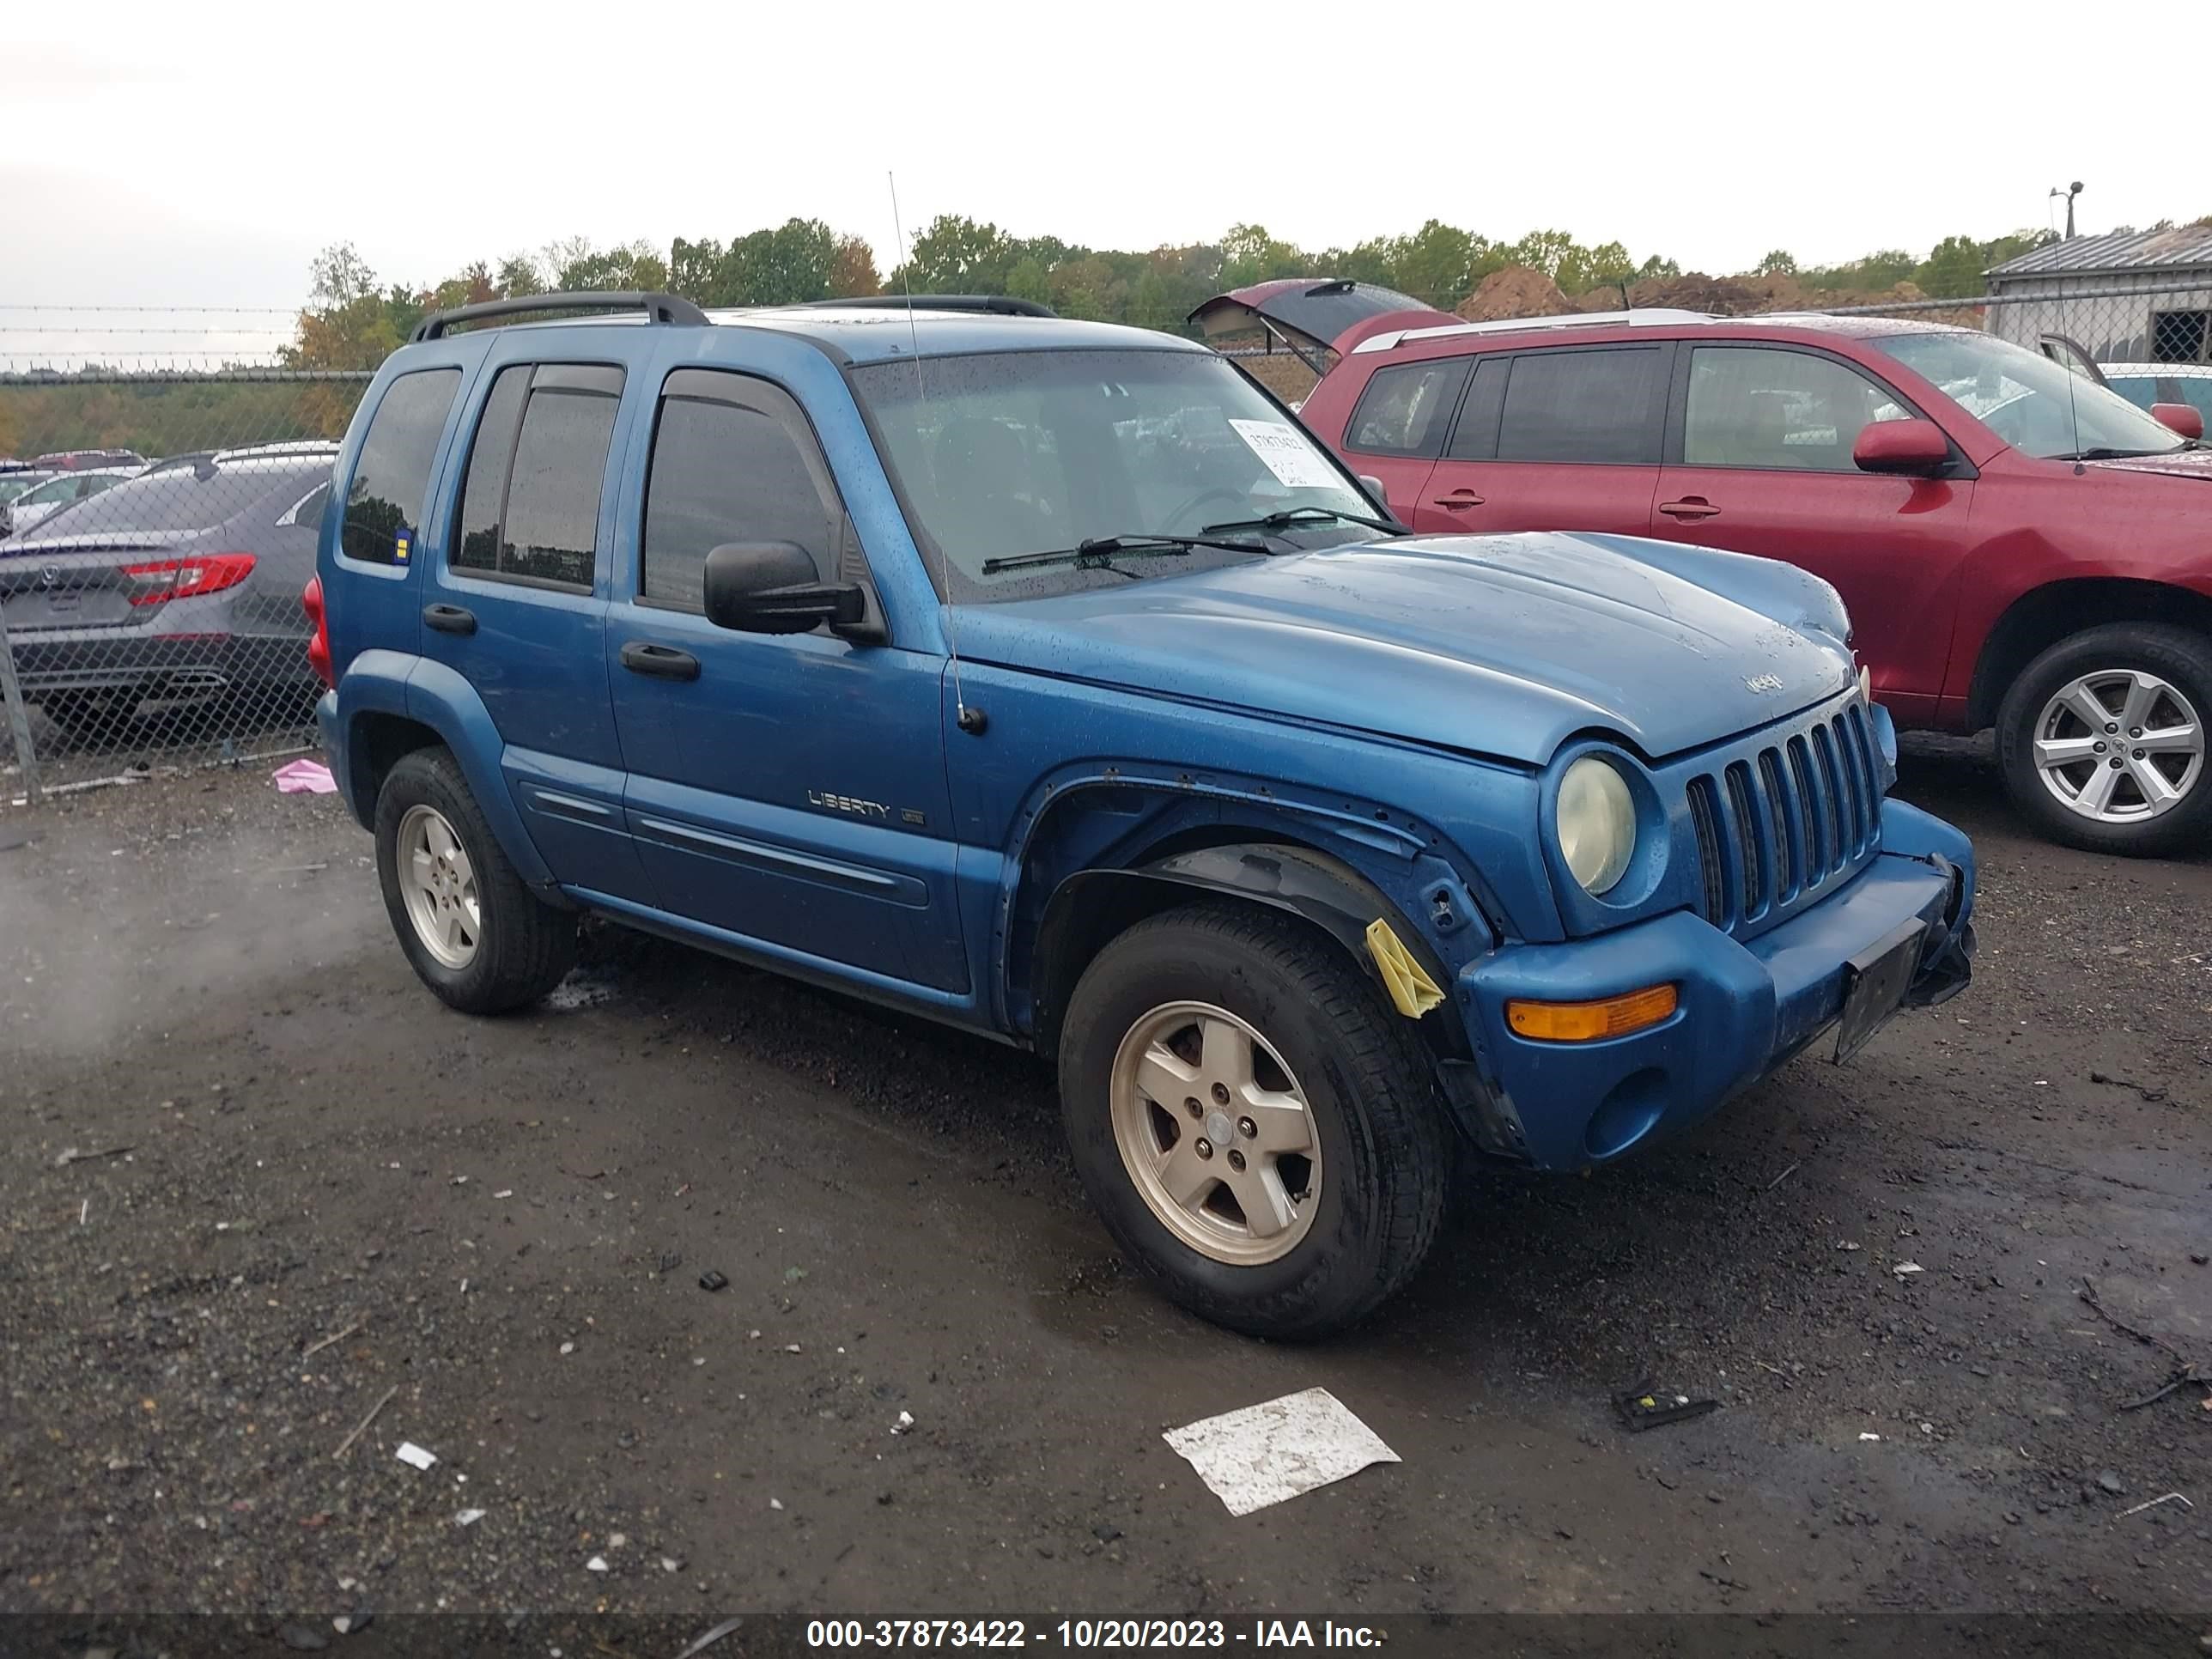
[1996,623,2212,856]
[1057,903,1450,1340]
[374,747,575,1012]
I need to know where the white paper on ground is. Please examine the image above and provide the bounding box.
[1163,1387,1398,1516]
[394,1441,438,1470]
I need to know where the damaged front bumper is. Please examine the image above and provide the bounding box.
[1448,799,1974,1170]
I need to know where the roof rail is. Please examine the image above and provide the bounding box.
[1351,307,1717,355]
[410,290,709,342]
[800,295,1057,319]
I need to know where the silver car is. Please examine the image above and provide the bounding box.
[3,466,140,537]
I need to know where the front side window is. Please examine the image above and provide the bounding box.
[1344,358,1471,458]
[448,363,623,588]
[1496,347,1664,465]
[849,348,1373,603]
[343,368,460,565]
[641,370,842,610]
[1683,347,1911,471]
[1879,331,2188,460]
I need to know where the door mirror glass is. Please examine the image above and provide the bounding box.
[2151,402,2206,441]
[1852,418,1952,477]
[703,540,865,635]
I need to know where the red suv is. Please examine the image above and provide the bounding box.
[1198,283,2212,856]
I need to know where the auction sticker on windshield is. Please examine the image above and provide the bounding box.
[1230,419,1340,489]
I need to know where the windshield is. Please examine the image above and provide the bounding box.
[1879,331,2189,460]
[0,476,51,505]
[850,348,1375,601]
[15,461,318,538]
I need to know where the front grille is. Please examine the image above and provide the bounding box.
[1686,698,1882,931]
[1686,776,1726,926]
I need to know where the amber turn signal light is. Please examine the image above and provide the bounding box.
[1505,983,1678,1042]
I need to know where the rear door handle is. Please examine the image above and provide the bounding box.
[620,641,701,682]
[1431,489,1486,509]
[1658,497,1722,521]
[422,603,477,635]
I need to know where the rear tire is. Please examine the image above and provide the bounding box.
[1057,902,1450,1340]
[1996,623,2212,856]
[374,746,575,1012]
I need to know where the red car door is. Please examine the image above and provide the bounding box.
[1650,343,1978,725]
[1413,343,1669,536]
[1331,354,1470,524]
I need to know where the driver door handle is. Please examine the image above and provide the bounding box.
[1431,489,1486,509]
[422,603,477,635]
[1658,497,1722,521]
[619,641,701,682]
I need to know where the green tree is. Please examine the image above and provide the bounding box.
[829,234,880,297]
[1218,223,1308,289]
[1758,249,1798,276]
[1911,235,1984,299]
[894,215,1019,292]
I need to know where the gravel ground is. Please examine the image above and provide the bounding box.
[0,735,2205,1634]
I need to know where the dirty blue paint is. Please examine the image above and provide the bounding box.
[318,307,1974,1171]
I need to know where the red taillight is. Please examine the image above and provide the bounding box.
[303,574,334,690]
[122,552,256,607]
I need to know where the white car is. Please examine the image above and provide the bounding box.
[2099,362,2212,433]
[2,466,138,537]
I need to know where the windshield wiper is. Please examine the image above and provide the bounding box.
[1201,505,1406,537]
[979,532,1267,574]
[2050,446,2172,461]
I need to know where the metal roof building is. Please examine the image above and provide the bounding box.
[1984,225,2212,364]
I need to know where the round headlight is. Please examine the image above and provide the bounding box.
[1556,756,1637,896]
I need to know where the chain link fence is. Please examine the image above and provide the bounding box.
[1,365,368,802]
[5,278,2209,804]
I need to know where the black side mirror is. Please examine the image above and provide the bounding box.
[703,541,867,635]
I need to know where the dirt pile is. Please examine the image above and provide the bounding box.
[1458,265,1940,324]
[1455,267,1576,321]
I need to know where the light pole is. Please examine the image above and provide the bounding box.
[2049,181,2084,240]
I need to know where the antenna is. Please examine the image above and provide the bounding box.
[2046,186,2087,473]
[888,171,984,736]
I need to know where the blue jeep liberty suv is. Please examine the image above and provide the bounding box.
[312,289,1975,1339]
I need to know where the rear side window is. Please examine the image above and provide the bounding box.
[1343,358,1471,459]
[448,363,623,589]
[343,368,460,565]
[1496,347,1664,465]
[641,369,843,610]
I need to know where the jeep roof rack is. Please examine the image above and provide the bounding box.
[1351,307,1717,355]
[799,295,1057,319]
[410,290,710,343]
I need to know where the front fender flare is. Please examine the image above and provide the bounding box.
[1030,842,1473,1060]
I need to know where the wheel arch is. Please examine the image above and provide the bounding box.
[1969,579,2212,732]
[338,657,556,890]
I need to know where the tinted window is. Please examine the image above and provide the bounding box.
[1497,348,1663,465]
[287,481,331,530]
[343,368,459,564]
[1683,347,1911,471]
[642,371,841,609]
[1343,358,1471,459]
[447,364,623,588]
[452,366,531,575]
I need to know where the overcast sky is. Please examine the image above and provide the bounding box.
[3,0,2191,347]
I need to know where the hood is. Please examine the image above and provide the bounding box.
[1188,278,1458,360]
[955,532,1856,766]
[2084,446,2212,482]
